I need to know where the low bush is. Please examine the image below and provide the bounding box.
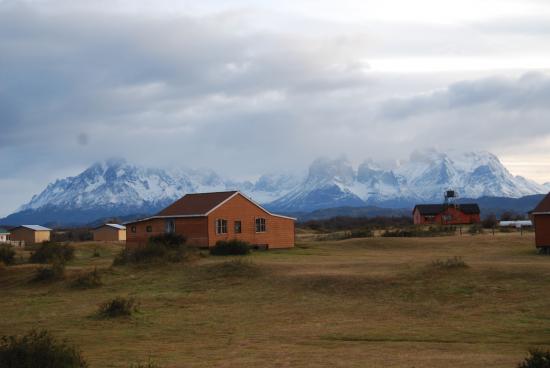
[430,256,469,270]
[33,259,66,282]
[0,329,87,368]
[208,259,261,278]
[210,240,250,256]
[72,268,102,289]
[98,297,138,318]
[147,233,186,249]
[517,349,550,368]
[129,359,161,368]
[29,242,75,264]
[113,235,187,266]
[0,245,16,265]
[350,229,374,238]
[383,226,456,238]
[468,224,484,235]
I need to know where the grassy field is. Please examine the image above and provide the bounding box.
[1,232,550,367]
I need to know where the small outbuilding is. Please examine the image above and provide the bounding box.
[92,224,126,242]
[126,191,295,249]
[413,204,481,225]
[0,228,10,243]
[10,225,52,245]
[532,192,550,252]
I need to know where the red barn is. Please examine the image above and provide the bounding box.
[532,192,550,252]
[125,191,295,249]
[413,204,481,225]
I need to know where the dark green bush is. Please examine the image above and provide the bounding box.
[29,242,75,264]
[468,224,484,235]
[383,226,456,238]
[72,268,102,289]
[148,233,186,249]
[33,259,66,282]
[129,359,161,368]
[350,229,374,238]
[113,235,187,266]
[0,330,87,368]
[210,240,251,256]
[98,297,138,318]
[0,245,16,265]
[518,349,550,368]
[430,256,468,270]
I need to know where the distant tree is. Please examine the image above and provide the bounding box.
[482,214,498,229]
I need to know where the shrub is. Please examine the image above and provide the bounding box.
[33,258,66,282]
[98,297,138,318]
[350,229,374,238]
[92,248,100,258]
[129,359,161,368]
[518,349,550,368]
[208,259,261,278]
[0,330,87,368]
[430,256,469,270]
[210,240,251,256]
[0,245,16,265]
[148,233,186,249]
[29,242,75,264]
[113,235,187,266]
[468,224,484,235]
[72,268,102,289]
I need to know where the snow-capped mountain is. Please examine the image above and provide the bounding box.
[6,159,299,225]
[267,149,548,212]
[544,182,550,191]
[2,149,547,226]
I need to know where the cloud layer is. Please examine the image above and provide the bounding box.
[1,0,550,216]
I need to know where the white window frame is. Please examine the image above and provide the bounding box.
[255,217,266,233]
[216,219,228,234]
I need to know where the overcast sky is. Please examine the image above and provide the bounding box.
[1,0,550,216]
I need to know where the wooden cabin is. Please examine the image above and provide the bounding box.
[92,224,126,242]
[126,191,295,249]
[10,225,52,244]
[532,193,550,252]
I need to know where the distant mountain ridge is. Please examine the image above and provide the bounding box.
[268,149,547,212]
[1,149,547,226]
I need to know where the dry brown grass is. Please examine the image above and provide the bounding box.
[1,234,549,367]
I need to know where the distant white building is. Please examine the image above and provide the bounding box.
[0,228,9,243]
[499,220,533,228]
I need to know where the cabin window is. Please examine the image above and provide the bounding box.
[165,219,176,234]
[216,219,228,234]
[131,226,136,233]
[234,220,242,234]
[255,218,266,233]
[146,225,152,233]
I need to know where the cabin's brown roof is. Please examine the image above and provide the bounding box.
[533,192,550,213]
[157,191,238,217]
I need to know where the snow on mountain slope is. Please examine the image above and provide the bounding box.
[18,159,298,214]
[268,149,547,211]
[8,149,548,225]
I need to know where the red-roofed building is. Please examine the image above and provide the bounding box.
[412,204,481,225]
[532,192,550,251]
[125,191,295,249]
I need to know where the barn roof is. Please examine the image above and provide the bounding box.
[14,225,52,231]
[95,223,126,230]
[413,204,480,215]
[157,191,239,217]
[532,192,550,214]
